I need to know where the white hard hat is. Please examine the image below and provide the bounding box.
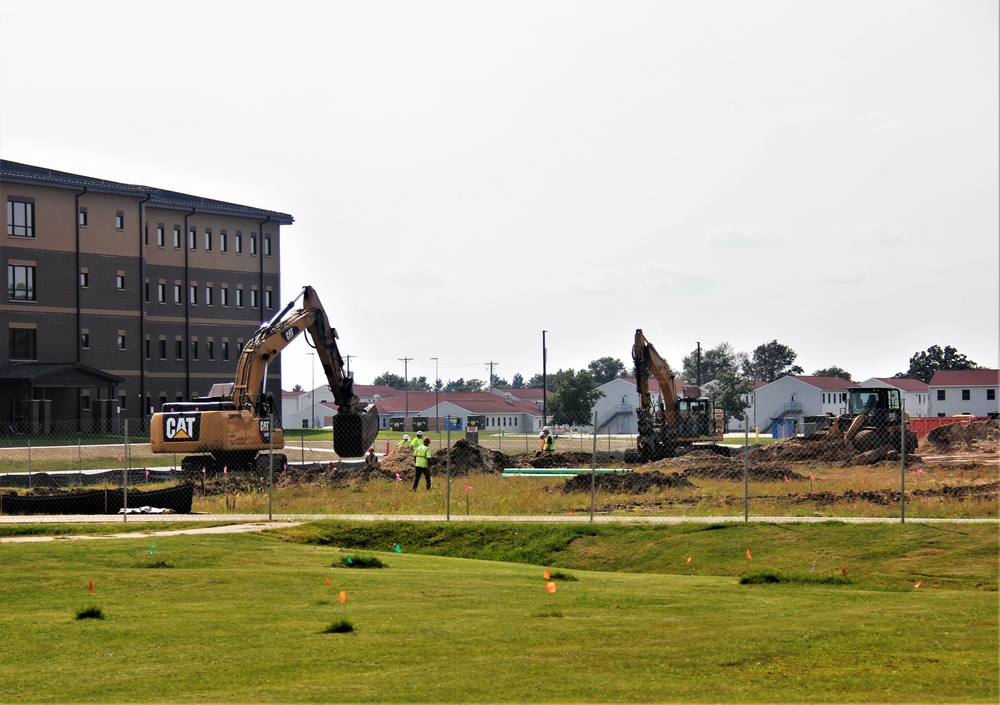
[403,434,410,440]
[539,432,546,437]
[417,430,423,436]
[543,426,550,432]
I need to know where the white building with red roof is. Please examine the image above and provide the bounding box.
[927,369,999,417]
[750,375,859,434]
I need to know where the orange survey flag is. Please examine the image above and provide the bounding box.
[543,569,551,580]
[746,549,752,560]
[545,582,556,594]
[88,579,93,593]
[339,590,347,604]
[686,555,692,564]
[325,576,332,587]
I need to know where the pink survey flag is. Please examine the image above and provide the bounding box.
[915,468,925,475]
[145,469,150,478]
[201,466,206,474]
[783,475,790,483]
[223,465,228,474]
[395,473,402,482]
[465,485,472,493]
[809,472,815,481]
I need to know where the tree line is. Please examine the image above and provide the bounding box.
[360,344,982,427]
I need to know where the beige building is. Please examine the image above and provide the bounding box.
[1,160,292,431]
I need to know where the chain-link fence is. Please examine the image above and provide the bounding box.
[1,413,996,520]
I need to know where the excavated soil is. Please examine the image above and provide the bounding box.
[922,419,1000,454]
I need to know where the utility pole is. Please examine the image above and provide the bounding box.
[542,331,547,428]
[485,361,499,392]
[399,357,412,428]
[344,354,352,378]
[696,342,701,387]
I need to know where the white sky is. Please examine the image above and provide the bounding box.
[2,0,997,390]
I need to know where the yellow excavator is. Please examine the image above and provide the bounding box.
[626,329,725,462]
[149,285,379,473]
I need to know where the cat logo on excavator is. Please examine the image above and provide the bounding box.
[164,414,200,442]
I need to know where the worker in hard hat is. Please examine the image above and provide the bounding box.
[364,446,379,470]
[541,427,554,452]
[411,430,424,449]
[397,434,411,448]
[413,435,433,490]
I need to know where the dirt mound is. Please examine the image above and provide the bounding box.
[923,419,1000,454]
[517,450,628,469]
[562,470,694,493]
[683,465,807,482]
[790,480,1000,506]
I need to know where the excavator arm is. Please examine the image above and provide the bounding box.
[232,285,378,456]
[633,329,678,429]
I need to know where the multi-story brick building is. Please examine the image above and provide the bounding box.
[1,160,292,431]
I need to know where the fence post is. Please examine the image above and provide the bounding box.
[27,437,32,490]
[446,416,452,522]
[268,413,274,521]
[900,399,906,524]
[78,438,83,486]
[123,419,129,523]
[590,411,598,522]
[744,421,750,522]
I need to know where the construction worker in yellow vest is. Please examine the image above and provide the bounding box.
[411,430,424,449]
[413,436,432,490]
[397,434,411,447]
[541,426,554,451]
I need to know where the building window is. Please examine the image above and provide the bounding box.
[158,339,167,359]
[9,328,37,360]
[157,225,165,247]
[173,284,182,304]
[79,208,88,227]
[205,285,213,306]
[250,234,258,256]
[189,285,198,305]
[237,340,244,354]
[7,265,35,301]
[205,229,213,252]
[265,290,273,309]
[235,288,244,308]
[250,289,258,309]
[220,230,228,252]
[220,286,229,307]
[175,340,183,360]
[79,271,89,288]
[117,334,126,350]
[221,341,229,361]
[116,274,126,290]
[988,389,996,401]
[207,341,214,360]
[173,227,181,248]
[264,235,272,257]
[145,338,150,359]
[191,340,199,360]
[7,198,34,237]
[235,232,243,254]
[937,390,946,401]
[81,395,91,412]
[188,228,196,250]
[116,212,125,230]
[144,282,150,303]
[157,283,166,303]
[961,389,971,401]
[118,394,127,411]
[80,332,90,349]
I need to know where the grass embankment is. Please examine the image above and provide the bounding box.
[1,521,997,703]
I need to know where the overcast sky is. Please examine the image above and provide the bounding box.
[3,0,997,391]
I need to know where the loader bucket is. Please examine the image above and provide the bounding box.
[333,405,380,457]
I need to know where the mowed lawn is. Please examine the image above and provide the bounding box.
[1,522,997,704]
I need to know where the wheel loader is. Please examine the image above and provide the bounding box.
[829,387,917,455]
[149,286,380,473]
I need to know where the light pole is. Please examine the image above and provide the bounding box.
[308,352,315,428]
[431,357,439,432]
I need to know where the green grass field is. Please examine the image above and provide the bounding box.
[1,521,997,703]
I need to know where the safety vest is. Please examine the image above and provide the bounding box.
[542,434,554,451]
[411,436,423,449]
[414,444,431,468]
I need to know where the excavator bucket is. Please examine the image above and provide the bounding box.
[333,405,380,457]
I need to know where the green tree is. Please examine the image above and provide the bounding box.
[526,373,549,390]
[587,357,627,385]
[372,372,407,389]
[741,340,803,383]
[812,366,853,382]
[443,378,485,393]
[896,345,980,383]
[511,373,525,389]
[546,369,605,426]
[291,384,304,392]
[408,376,430,391]
[490,374,509,389]
[681,343,739,385]
[702,369,753,425]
